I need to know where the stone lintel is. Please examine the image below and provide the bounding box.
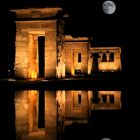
[15,20,56,23]
[10,7,62,18]
[90,47,121,53]
[65,35,89,42]
[16,20,57,32]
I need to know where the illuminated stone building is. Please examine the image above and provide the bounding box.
[0,1,128,139]
[11,7,65,79]
[89,47,121,74]
[8,6,123,140]
[65,35,89,76]
[10,7,122,79]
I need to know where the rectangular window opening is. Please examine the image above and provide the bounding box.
[78,94,81,104]
[101,53,107,62]
[109,53,114,62]
[109,95,114,103]
[102,95,107,104]
[78,53,81,62]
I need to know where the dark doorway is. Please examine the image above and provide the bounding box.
[92,90,99,103]
[78,53,81,62]
[78,94,81,104]
[38,36,45,78]
[92,53,99,73]
[38,90,45,128]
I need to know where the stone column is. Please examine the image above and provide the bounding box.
[56,13,65,78]
[106,52,110,62]
[15,90,29,139]
[15,31,29,79]
[106,94,110,104]
[87,49,92,75]
[45,30,57,78]
[56,91,66,140]
[45,91,57,140]
[115,48,122,70]
[28,33,37,79]
[56,45,65,78]
[87,91,93,118]
[71,51,75,76]
[28,90,38,132]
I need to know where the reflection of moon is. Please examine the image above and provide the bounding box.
[101,138,111,140]
[102,1,116,14]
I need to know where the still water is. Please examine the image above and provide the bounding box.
[0,88,127,140]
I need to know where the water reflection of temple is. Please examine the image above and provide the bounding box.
[10,7,122,79]
[15,90,121,140]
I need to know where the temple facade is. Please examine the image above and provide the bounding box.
[10,7,122,79]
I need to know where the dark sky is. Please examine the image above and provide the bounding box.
[0,0,129,46]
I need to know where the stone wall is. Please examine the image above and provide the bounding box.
[45,91,57,140]
[15,31,29,78]
[15,20,57,79]
[15,90,57,140]
[14,89,121,140]
[65,91,88,120]
[65,36,89,76]
[56,11,65,78]
[12,8,62,79]
[45,29,57,78]
[90,90,121,110]
[15,90,29,139]
[90,47,121,72]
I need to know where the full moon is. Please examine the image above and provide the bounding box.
[102,1,116,14]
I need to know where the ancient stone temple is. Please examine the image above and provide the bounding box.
[65,35,89,76]
[10,7,122,79]
[89,47,122,74]
[9,7,123,140]
[11,7,65,79]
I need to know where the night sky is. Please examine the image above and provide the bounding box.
[0,1,129,138]
[0,0,129,46]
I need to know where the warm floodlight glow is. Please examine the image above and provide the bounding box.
[28,90,38,132]
[30,70,37,79]
[90,91,121,110]
[99,62,119,71]
[28,33,38,79]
